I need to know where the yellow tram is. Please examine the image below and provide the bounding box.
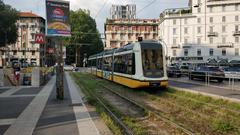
[88,40,168,88]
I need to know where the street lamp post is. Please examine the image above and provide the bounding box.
[4,30,11,67]
[71,43,91,66]
[55,37,64,100]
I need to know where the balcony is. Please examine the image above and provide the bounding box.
[182,44,192,48]
[207,32,218,37]
[160,7,193,20]
[171,45,180,49]
[217,42,234,48]
[207,0,240,6]
[110,39,118,42]
[233,31,240,36]
[29,48,38,51]
[10,47,18,51]
[150,31,158,34]
[0,47,8,51]
[20,48,27,51]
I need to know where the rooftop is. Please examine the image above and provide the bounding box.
[159,7,193,20]
[105,18,159,25]
[19,12,41,18]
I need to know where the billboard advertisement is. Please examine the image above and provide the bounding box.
[46,0,71,36]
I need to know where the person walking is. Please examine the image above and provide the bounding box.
[13,64,21,86]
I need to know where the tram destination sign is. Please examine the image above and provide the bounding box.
[46,0,71,37]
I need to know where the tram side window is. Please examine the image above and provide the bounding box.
[92,59,96,67]
[88,60,91,67]
[89,59,96,67]
[97,58,102,69]
[114,53,135,75]
[103,57,112,71]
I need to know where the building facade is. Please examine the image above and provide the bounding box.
[105,19,159,49]
[159,0,240,65]
[0,12,45,67]
[110,4,136,19]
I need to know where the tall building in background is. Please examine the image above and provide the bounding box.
[105,19,159,49]
[110,4,136,19]
[159,0,240,65]
[0,12,45,67]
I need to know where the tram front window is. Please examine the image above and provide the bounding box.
[142,47,164,78]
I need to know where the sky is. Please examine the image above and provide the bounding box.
[3,0,188,34]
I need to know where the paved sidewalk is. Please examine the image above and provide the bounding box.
[66,72,100,135]
[4,78,55,135]
[33,73,100,135]
[0,73,109,135]
[33,75,79,135]
[0,86,44,135]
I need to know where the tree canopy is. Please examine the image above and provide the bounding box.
[0,0,19,47]
[65,9,103,66]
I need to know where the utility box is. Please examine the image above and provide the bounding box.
[0,68,4,86]
[32,67,40,87]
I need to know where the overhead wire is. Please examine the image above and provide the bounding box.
[94,0,110,19]
[136,0,157,15]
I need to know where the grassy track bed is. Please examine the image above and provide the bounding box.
[74,73,240,135]
[71,72,192,135]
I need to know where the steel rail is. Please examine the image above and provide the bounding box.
[79,82,134,135]
[99,84,195,135]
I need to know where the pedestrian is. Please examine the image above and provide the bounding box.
[14,64,21,86]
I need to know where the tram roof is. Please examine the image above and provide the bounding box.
[115,43,134,53]
[88,40,160,58]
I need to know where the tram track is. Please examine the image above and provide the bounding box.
[98,83,195,135]
[95,79,240,134]
[84,74,194,134]
[73,72,240,135]
[73,76,135,135]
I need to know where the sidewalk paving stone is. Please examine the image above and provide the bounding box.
[33,77,79,135]
[0,125,10,135]
[12,87,42,95]
[0,88,11,94]
[0,97,34,119]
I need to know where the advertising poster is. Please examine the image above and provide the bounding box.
[46,0,71,36]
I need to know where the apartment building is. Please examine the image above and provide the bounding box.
[104,19,159,49]
[159,0,240,65]
[110,4,136,19]
[0,12,45,67]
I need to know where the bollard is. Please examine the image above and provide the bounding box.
[205,72,208,86]
[232,78,234,90]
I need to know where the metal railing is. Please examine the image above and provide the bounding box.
[167,70,240,91]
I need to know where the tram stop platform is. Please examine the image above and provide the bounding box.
[0,73,112,135]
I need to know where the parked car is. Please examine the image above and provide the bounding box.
[74,67,80,72]
[189,66,225,82]
[167,66,181,77]
[223,67,240,80]
[179,65,190,75]
[64,65,74,71]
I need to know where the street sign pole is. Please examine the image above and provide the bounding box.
[46,0,70,100]
[56,37,64,100]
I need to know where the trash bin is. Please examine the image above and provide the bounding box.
[23,73,31,85]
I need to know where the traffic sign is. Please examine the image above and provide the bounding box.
[35,34,45,44]
[48,48,54,54]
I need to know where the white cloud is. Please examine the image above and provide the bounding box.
[4,0,188,33]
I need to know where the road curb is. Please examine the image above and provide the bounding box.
[169,78,240,92]
[170,86,240,103]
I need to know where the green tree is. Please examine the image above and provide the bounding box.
[66,9,103,66]
[0,0,19,47]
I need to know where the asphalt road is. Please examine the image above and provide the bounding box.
[169,79,240,100]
